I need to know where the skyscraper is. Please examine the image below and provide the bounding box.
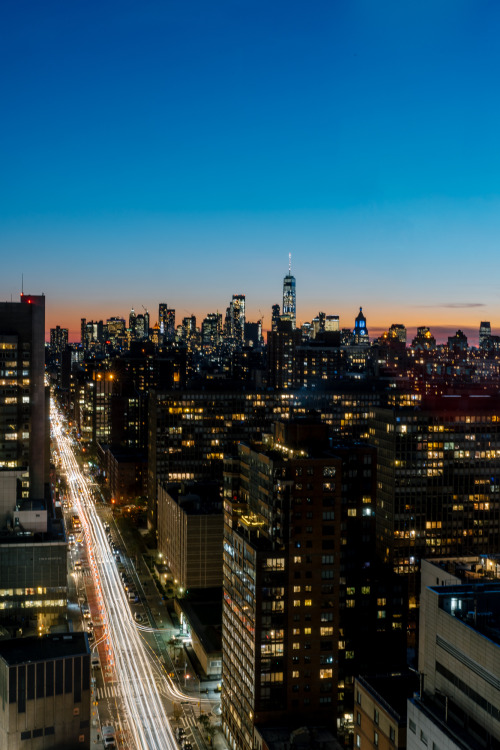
[228,295,245,344]
[49,326,68,354]
[159,303,168,335]
[479,320,492,349]
[0,294,47,499]
[282,254,296,328]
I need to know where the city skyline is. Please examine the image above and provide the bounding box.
[40,293,498,347]
[2,2,500,343]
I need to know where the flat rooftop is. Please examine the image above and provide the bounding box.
[432,583,500,646]
[0,633,89,665]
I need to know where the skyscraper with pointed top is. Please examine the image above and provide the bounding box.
[282,253,296,329]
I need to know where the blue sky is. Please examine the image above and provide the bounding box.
[1,0,500,341]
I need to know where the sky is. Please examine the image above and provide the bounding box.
[1,0,500,343]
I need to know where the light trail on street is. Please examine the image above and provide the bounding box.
[51,398,206,750]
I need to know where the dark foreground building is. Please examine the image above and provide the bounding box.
[0,632,91,750]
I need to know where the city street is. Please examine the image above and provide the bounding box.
[51,399,215,750]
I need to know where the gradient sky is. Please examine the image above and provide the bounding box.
[1,0,500,343]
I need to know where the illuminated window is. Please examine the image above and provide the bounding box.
[292,643,300,650]
[304,600,312,607]
[320,669,332,679]
[293,600,301,607]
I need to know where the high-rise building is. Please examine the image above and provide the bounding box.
[201,313,222,351]
[221,421,405,750]
[129,307,137,339]
[371,394,500,601]
[479,320,492,349]
[389,323,407,344]
[411,327,436,350]
[267,319,301,388]
[226,295,245,345]
[0,294,67,631]
[324,315,339,332]
[49,326,68,354]
[157,480,223,589]
[271,304,281,332]
[106,317,126,347]
[0,294,47,500]
[353,307,369,344]
[80,317,86,348]
[282,256,296,328]
[159,303,168,335]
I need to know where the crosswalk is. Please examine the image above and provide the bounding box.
[96,683,121,700]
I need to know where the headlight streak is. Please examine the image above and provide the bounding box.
[51,400,208,750]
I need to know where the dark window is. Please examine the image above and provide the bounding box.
[9,667,16,703]
[36,662,44,699]
[27,663,35,700]
[18,665,26,713]
[20,730,31,740]
[74,656,81,703]
[45,727,55,736]
[46,661,54,696]
[55,660,63,695]
[65,658,73,694]
[33,729,43,738]
[82,655,90,691]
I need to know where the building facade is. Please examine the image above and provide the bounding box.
[0,632,91,750]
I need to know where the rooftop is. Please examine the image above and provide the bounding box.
[0,632,90,665]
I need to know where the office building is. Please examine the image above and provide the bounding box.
[271,304,281,332]
[282,258,296,329]
[226,295,246,345]
[371,394,500,602]
[479,321,492,350]
[49,327,68,355]
[408,557,500,750]
[201,313,223,352]
[0,632,91,750]
[0,294,47,500]
[158,303,168,336]
[157,481,223,589]
[267,319,302,389]
[221,420,404,750]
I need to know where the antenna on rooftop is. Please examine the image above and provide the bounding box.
[21,273,24,295]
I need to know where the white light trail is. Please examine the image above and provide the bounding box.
[51,400,206,750]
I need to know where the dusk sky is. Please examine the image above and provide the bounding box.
[1,1,500,343]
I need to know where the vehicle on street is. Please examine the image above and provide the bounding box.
[101,724,116,748]
[134,612,143,623]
